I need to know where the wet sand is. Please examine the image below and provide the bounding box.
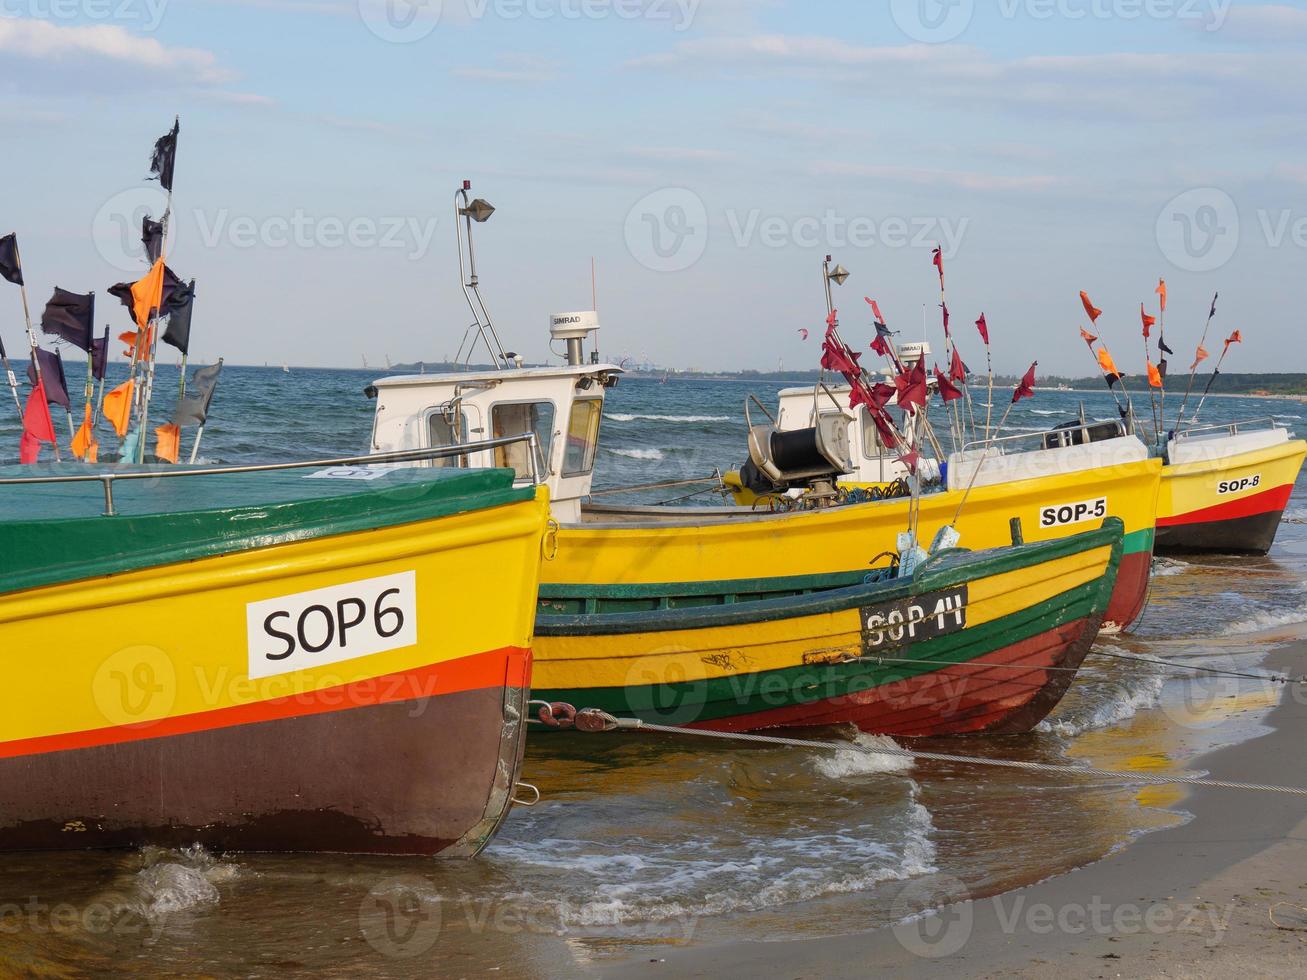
[607,643,1307,979]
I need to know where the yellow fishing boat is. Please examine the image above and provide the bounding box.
[1156,419,1306,554]
[0,441,549,856]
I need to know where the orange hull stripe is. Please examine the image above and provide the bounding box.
[0,646,530,761]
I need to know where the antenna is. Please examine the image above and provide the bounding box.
[591,256,598,313]
[455,179,509,370]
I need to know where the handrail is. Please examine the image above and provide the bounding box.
[0,434,541,517]
[1172,417,1283,441]
[959,418,1126,454]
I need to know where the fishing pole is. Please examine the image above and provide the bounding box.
[1173,291,1219,433]
[1188,329,1242,428]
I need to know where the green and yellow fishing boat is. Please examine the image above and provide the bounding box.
[0,442,549,856]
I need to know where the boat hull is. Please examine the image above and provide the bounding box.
[0,491,548,856]
[535,521,1122,737]
[1157,439,1306,555]
[559,458,1158,632]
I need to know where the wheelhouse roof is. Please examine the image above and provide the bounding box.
[372,363,624,390]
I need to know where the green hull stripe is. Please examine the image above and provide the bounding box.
[539,519,1124,635]
[0,466,531,595]
[535,575,1107,723]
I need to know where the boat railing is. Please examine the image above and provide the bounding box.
[1172,417,1283,442]
[0,434,542,517]
[959,419,1128,455]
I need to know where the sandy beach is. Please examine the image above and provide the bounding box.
[606,643,1307,979]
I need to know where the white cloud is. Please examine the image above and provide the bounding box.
[0,18,237,91]
[810,161,1068,194]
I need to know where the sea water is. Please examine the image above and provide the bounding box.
[0,369,1303,976]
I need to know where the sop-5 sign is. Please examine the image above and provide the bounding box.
[1039,497,1107,528]
[246,571,418,679]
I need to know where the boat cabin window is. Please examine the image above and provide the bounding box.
[862,408,886,458]
[426,409,468,468]
[562,399,603,477]
[491,401,554,479]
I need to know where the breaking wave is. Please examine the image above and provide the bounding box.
[812,733,914,778]
[1038,670,1167,737]
[1220,603,1307,637]
[605,413,731,423]
[1151,557,1190,578]
[606,447,665,461]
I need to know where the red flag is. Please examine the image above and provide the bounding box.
[1156,278,1167,312]
[895,356,928,412]
[1191,345,1209,370]
[949,347,968,383]
[826,308,837,329]
[931,246,944,284]
[934,364,963,401]
[870,333,891,357]
[1079,326,1098,347]
[1141,305,1156,338]
[1224,330,1242,349]
[1147,361,1163,388]
[865,296,886,325]
[1012,362,1037,404]
[19,378,57,464]
[898,448,920,474]
[871,409,899,449]
[1080,291,1102,323]
[941,302,950,338]
[975,313,989,345]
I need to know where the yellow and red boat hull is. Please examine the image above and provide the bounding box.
[1157,439,1306,554]
[0,489,549,856]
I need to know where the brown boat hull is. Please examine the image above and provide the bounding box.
[0,667,530,857]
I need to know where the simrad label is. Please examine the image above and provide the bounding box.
[1039,497,1107,528]
[860,586,968,651]
[246,571,417,679]
[1218,475,1261,495]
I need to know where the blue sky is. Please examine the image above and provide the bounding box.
[2,0,1306,375]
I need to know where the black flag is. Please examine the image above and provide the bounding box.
[91,326,110,381]
[109,264,187,322]
[39,287,95,352]
[173,360,222,426]
[148,118,180,192]
[1209,293,1219,319]
[27,348,70,410]
[142,216,164,263]
[1158,357,1169,379]
[0,233,21,286]
[1159,336,1174,356]
[162,279,196,355]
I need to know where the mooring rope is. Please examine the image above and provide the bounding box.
[530,705,1307,797]
[1087,649,1306,685]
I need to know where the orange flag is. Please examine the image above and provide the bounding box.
[1079,326,1098,346]
[1140,305,1156,338]
[1191,344,1209,371]
[1147,361,1163,388]
[1080,291,1102,323]
[71,404,99,460]
[131,258,165,330]
[103,379,134,437]
[1097,345,1121,378]
[1156,278,1167,312]
[1225,330,1243,349]
[155,422,181,464]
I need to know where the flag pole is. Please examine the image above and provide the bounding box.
[92,326,108,426]
[932,248,968,448]
[1189,339,1238,428]
[1141,306,1162,445]
[189,424,204,465]
[983,340,994,441]
[0,333,21,414]
[1173,292,1218,434]
[12,240,60,461]
[136,116,179,464]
